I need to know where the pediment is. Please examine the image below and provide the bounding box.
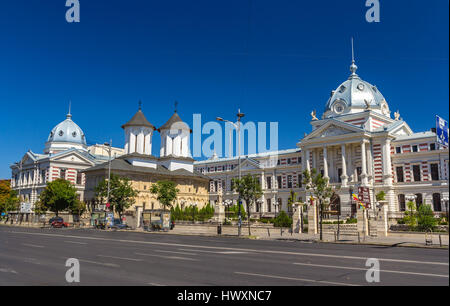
[304,121,363,141]
[230,158,261,172]
[51,151,94,165]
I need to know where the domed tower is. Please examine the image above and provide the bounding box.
[323,49,391,119]
[122,103,156,155]
[159,108,191,158]
[44,110,87,154]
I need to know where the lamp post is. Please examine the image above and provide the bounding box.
[104,141,112,211]
[217,109,245,236]
[224,199,232,221]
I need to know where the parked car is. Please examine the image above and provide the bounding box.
[111,218,129,230]
[50,217,69,228]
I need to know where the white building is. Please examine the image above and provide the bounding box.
[195,58,449,218]
[10,110,123,209]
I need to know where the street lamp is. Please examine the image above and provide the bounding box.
[104,141,112,211]
[224,199,233,220]
[217,109,245,236]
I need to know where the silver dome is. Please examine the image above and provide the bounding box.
[324,61,389,118]
[47,113,87,145]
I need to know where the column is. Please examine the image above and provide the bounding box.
[341,144,348,187]
[305,149,311,173]
[323,146,329,179]
[361,141,368,186]
[383,139,393,186]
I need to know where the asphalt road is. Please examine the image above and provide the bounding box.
[0,226,448,286]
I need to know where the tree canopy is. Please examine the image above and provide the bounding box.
[150,180,179,211]
[0,180,19,215]
[39,179,78,216]
[95,174,138,218]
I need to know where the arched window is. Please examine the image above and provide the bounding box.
[433,193,442,212]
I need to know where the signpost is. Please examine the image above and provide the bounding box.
[436,115,449,147]
[358,187,371,209]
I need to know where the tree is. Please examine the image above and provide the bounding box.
[0,180,19,216]
[40,179,78,217]
[231,174,263,236]
[95,174,138,219]
[417,204,437,231]
[404,200,417,228]
[150,180,179,212]
[273,210,293,228]
[302,169,334,240]
[376,191,386,202]
[287,190,297,213]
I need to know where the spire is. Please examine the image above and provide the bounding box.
[66,100,72,119]
[349,37,358,77]
[174,100,178,113]
[138,100,142,111]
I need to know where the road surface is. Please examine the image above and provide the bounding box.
[0,226,448,286]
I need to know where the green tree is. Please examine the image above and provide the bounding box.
[404,200,417,228]
[0,180,19,216]
[376,191,386,202]
[302,169,334,241]
[231,174,263,236]
[150,180,179,212]
[39,179,78,216]
[273,210,293,228]
[417,204,437,231]
[95,174,138,219]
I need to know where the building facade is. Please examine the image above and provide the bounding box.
[82,107,210,224]
[196,59,449,218]
[10,110,122,209]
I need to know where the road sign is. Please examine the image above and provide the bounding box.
[20,202,32,213]
[358,187,371,209]
[436,115,448,147]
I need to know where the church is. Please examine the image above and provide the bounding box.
[82,105,210,224]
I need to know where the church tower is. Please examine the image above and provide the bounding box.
[122,103,156,155]
[159,106,191,158]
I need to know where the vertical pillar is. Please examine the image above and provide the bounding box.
[323,146,329,179]
[361,141,368,186]
[341,144,348,187]
[383,139,393,186]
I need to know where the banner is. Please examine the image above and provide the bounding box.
[436,115,449,147]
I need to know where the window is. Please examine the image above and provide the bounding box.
[277,198,282,212]
[277,160,281,165]
[298,157,302,163]
[267,199,271,212]
[337,168,342,183]
[412,165,421,182]
[430,143,436,151]
[277,176,282,189]
[398,194,406,211]
[396,167,404,183]
[266,176,272,189]
[415,193,423,209]
[430,164,439,181]
[41,170,46,183]
[356,167,362,181]
[76,172,83,185]
[396,147,402,154]
[287,158,291,164]
[412,145,418,153]
[433,193,442,211]
[298,174,302,188]
[287,175,292,189]
[60,169,66,179]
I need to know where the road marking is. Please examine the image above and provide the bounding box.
[22,243,44,248]
[234,271,359,286]
[154,249,197,256]
[64,241,88,245]
[78,259,120,268]
[148,282,165,286]
[97,255,143,262]
[179,248,249,255]
[135,252,197,261]
[293,262,449,278]
[10,231,449,266]
[0,268,18,274]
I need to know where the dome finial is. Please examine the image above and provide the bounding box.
[350,37,358,76]
[174,100,178,113]
[67,100,72,119]
[138,100,142,110]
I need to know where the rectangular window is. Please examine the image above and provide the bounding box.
[337,168,342,183]
[413,165,421,182]
[267,199,271,212]
[287,175,292,189]
[396,167,404,183]
[41,170,46,183]
[430,164,439,181]
[266,176,272,189]
[60,169,66,179]
[356,167,362,181]
[398,194,406,211]
[396,147,402,154]
[412,145,418,152]
[287,158,291,164]
[298,174,302,188]
[277,176,282,189]
[430,143,436,151]
[76,172,83,185]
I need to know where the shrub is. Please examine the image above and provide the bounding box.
[273,211,293,228]
[346,218,357,224]
[417,204,438,231]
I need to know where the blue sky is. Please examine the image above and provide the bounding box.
[0,0,448,178]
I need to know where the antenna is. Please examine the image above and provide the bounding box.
[351,37,355,63]
[175,100,178,113]
[67,100,72,119]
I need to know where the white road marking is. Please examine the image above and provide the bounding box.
[64,241,88,245]
[293,262,449,278]
[10,231,449,266]
[0,268,18,274]
[97,255,143,262]
[234,271,359,286]
[154,249,197,256]
[178,248,249,255]
[21,243,44,248]
[78,259,120,268]
[135,252,197,261]
[148,282,165,286]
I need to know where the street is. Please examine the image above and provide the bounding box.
[0,226,448,286]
